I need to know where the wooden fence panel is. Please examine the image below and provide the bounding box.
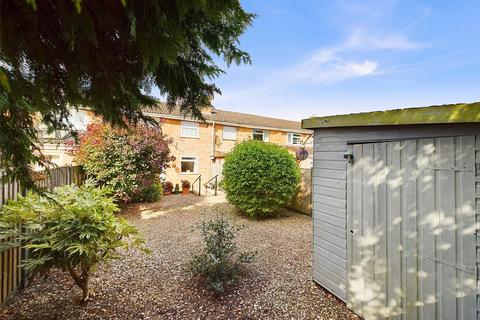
[0,165,84,307]
[288,168,312,215]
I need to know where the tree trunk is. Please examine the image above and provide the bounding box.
[66,264,92,302]
[80,266,91,302]
[81,273,90,302]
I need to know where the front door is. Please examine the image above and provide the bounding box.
[211,158,225,179]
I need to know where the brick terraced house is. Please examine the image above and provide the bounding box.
[37,104,313,186]
[145,105,313,187]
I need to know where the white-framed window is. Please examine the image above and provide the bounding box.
[222,126,237,141]
[252,129,269,142]
[181,121,199,138]
[68,109,88,131]
[287,132,302,145]
[180,156,198,174]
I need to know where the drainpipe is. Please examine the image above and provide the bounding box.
[210,108,217,164]
[211,119,216,159]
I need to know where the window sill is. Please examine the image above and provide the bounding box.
[180,136,200,139]
[180,172,198,175]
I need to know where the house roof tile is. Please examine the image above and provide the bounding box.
[145,104,311,133]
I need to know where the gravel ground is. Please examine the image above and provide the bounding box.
[1,193,358,320]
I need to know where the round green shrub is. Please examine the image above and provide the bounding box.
[222,140,300,218]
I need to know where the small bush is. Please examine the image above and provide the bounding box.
[174,183,180,194]
[0,181,148,302]
[69,121,174,203]
[188,215,256,293]
[132,179,163,203]
[222,140,301,218]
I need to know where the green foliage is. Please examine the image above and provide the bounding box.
[0,181,148,301]
[163,181,174,193]
[222,140,301,218]
[174,183,180,194]
[131,181,163,203]
[72,121,174,203]
[0,0,255,189]
[188,215,256,293]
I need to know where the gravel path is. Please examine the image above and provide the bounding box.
[1,194,357,320]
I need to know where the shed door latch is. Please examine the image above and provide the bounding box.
[344,153,354,164]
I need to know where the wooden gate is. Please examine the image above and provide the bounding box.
[347,137,476,319]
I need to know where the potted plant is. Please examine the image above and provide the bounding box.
[181,180,191,195]
[173,183,180,194]
[163,181,174,195]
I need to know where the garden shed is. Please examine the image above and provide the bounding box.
[302,102,480,320]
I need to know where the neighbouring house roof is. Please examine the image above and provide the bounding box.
[302,102,480,129]
[145,104,311,134]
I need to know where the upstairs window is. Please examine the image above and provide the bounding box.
[252,129,269,142]
[68,109,88,131]
[222,126,237,141]
[288,133,302,145]
[181,121,199,138]
[180,156,198,174]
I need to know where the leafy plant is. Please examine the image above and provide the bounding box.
[181,180,191,189]
[69,121,174,203]
[222,140,300,218]
[132,180,163,203]
[163,181,174,193]
[174,183,180,194]
[0,181,148,302]
[188,215,256,293]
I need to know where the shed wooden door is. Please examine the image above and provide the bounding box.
[347,137,476,320]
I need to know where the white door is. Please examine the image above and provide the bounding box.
[347,136,476,320]
[211,158,225,179]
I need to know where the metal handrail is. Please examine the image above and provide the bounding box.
[204,174,219,196]
[191,175,201,196]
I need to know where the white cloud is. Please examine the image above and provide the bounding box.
[283,26,424,85]
[346,29,425,50]
[287,49,378,84]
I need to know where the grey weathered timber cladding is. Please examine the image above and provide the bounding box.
[348,137,475,319]
[311,124,480,320]
[475,137,480,320]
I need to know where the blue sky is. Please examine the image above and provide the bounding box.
[159,1,480,120]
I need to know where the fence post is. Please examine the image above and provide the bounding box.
[19,187,28,290]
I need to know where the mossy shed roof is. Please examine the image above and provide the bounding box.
[302,102,480,129]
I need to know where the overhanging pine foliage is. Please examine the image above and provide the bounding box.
[0,0,254,189]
